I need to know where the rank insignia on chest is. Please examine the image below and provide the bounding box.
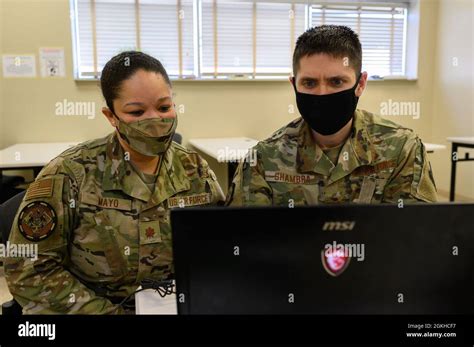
[139,221,162,244]
[145,227,155,238]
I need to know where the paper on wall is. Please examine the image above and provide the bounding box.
[2,55,37,77]
[39,47,65,77]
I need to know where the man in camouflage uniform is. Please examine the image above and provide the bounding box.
[4,133,224,314]
[226,110,437,206]
[226,25,437,206]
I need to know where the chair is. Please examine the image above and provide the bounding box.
[0,190,26,315]
[0,174,25,204]
[173,132,182,145]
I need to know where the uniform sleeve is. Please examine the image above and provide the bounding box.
[4,160,123,314]
[225,148,273,206]
[382,136,438,203]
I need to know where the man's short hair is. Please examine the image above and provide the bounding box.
[292,25,362,76]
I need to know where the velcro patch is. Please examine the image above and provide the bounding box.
[352,160,397,176]
[25,178,54,200]
[167,193,211,208]
[18,201,57,242]
[265,171,315,184]
[357,177,376,203]
[139,220,162,244]
[80,192,132,211]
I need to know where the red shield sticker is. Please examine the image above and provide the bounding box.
[321,247,351,277]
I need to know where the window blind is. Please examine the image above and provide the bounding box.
[72,0,409,79]
[75,0,194,78]
[310,3,407,76]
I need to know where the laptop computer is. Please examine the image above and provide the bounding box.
[170,203,474,314]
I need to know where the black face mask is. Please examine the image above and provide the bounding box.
[293,74,362,135]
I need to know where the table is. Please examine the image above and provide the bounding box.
[424,143,446,153]
[188,137,259,185]
[447,137,474,201]
[0,142,79,186]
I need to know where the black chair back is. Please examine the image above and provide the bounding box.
[0,190,26,244]
[173,132,182,145]
[0,190,26,315]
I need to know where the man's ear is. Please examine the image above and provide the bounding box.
[102,107,117,127]
[355,71,368,97]
[289,76,295,85]
[289,76,297,91]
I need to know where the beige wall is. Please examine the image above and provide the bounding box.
[0,0,4,150]
[0,0,472,199]
[430,0,474,201]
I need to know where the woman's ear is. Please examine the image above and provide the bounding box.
[102,107,116,127]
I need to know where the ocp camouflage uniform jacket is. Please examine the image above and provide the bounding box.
[4,132,224,314]
[226,109,437,206]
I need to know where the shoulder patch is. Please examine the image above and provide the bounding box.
[18,201,57,242]
[25,178,54,200]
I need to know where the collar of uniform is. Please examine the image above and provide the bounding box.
[143,144,190,210]
[102,132,151,201]
[102,133,190,203]
[326,109,376,184]
[296,110,375,181]
[296,120,335,177]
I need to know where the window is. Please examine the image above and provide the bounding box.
[71,0,411,80]
[74,0,195,78]
[310,4,407,77]
[200,0,305,78]
[140,0,195,77]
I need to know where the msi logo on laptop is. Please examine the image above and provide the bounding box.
[322,221,356,231]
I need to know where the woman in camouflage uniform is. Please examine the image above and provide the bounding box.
[5,51,224,314]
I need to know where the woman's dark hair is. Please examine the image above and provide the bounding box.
[100,50,172,113]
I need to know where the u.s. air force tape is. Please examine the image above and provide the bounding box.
[18,201,57,242]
